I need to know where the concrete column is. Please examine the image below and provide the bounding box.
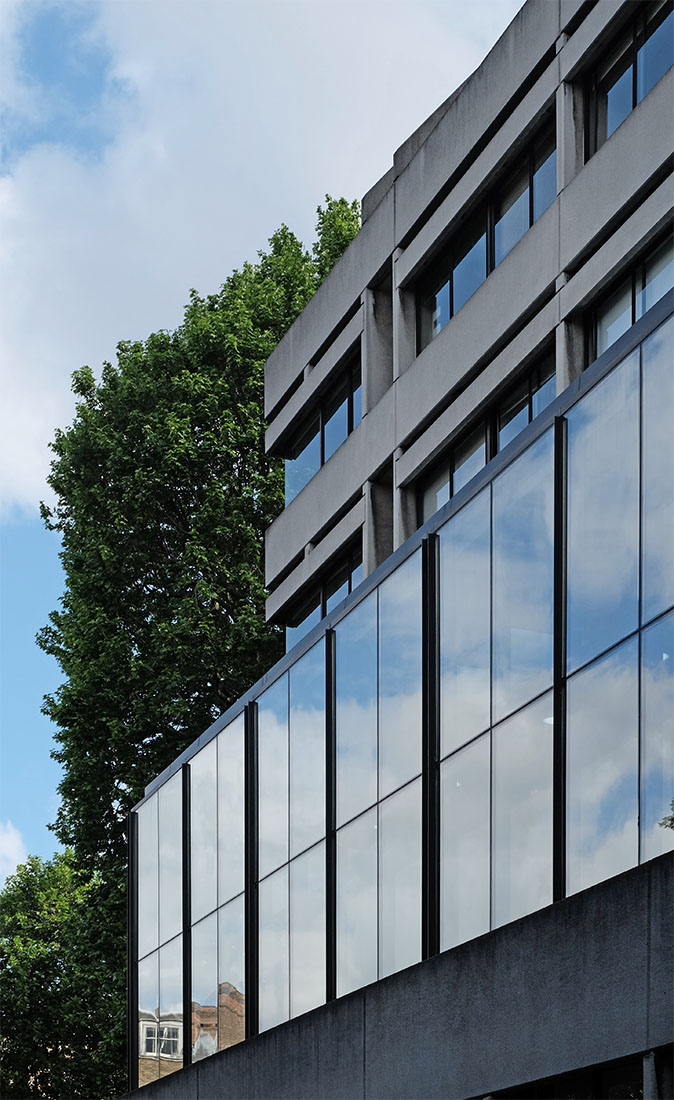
[642,1050,658,1100]
[363,473,393,577]
[393,247,417,381]
[555,311,585,393]
[556,43,585,194]
[361,277,393,417]
[393,449,417,551]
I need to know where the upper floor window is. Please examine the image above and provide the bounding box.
[417,124,556,352]
[285,543,363,652]
[284,355,362,506]
[418,352,556,525]
[588,0,673,154]
[592,235,674,360]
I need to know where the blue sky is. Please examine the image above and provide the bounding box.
[0,0,523,884]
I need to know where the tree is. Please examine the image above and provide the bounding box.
[27,197,359,1097]
[0,851,126,1099]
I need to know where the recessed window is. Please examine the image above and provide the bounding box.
[284,356,362,506]
[588,0,673,154]
[418,352,556,526]
[592,235,673,360]
[417,122,556,353]
[285,543,363,652]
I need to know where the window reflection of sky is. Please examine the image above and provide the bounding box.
[641,612,674,860]
[378,553,422,798]
[218,715,245,906]
[290,643,325,857]
[336,808,377,998]
[158,774,182,946]
[336,593,377,826]
[642,316,674,622]
[257,675,289,879]
[191,739,217,924]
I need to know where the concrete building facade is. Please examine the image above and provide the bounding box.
[127,1,674,1096]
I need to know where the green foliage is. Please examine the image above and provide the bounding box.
[25,197,360,1098]
[0,851,126,1099]
[660,798,674,829]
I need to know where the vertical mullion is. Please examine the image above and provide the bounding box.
[325,629,337,1002]
[637,339,645,862]
[244,701,259,1038]
[422,534,440,959]
[181,763,192,1069]
[553,415,568,903]
[127,812,139,1092]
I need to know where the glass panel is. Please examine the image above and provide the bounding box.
[421,462,450,523]
[498,375,529,451]
[352,373,362,428]
[137,796,158,960]
[532,355,556,418]
[191,913,218,1062]
[258,675,289,879]
[218,894,245,1050]
[440,734,490,950]
[324,388,349,462]
[379,779,422,978]
[636,236,674,320]
[419,274,450,349]
[492,431,554,722]
[290,842,326,1017]
[596,278,632,356]
[336,592,377,826]
[290,641,325,857]
[492,692,553,927]
[642,315,674,622]
[432,280,451,338]
[218,714,245,906]
[378,552,423,797]
[350,559,363,592]
[326,567,349,614]
[566,639,638,896]
[159,935,183,1075]
[138,952,159,1086]
[285,421,320,506]
[190,740,217,924]
[494,165,529,267]
[336,809,377,997]
[285,594,322,653]
[453,220,487,314]
[567,351,639,672]
[439,489,491,755]
[158,774,182,946]
[258,866,289,1032]
[637,9,674,102]
[451,424,486,495]
[602,61,634,143]
[532,135,556,222]
[641,612,674,862]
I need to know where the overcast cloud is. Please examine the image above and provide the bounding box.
[0,0,523,518]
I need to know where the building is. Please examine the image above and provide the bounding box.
[126,0,674,1096]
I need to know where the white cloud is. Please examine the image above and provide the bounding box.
[0,0,523,519]
[0,819,27,887]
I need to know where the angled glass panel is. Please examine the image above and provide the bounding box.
[494,164,529,267]
[218,714,245,906]
[453,216,487,314]
[378,552,423,798]
[451,424,486,495]
[137,795,158,960]
[532,132,556,222]
[642,314,674,622]
[498,375,529,451]
[258,865,289,1033]
[567,638,638,895]
[492,430,554,722]
[596,29,633,145]
[138,951,159,1086]
[290,842,326,1017]
[218,894,245,1050]
[336,808,377,997]
[636,236,674,320]
[596,278,632,357]
[158,774,182,946]
[285,420,320,506]
[290,641,326,857]
[257,674,289,879]
[335,591,377,826]
[439,489,491,756]
[191,913,218,1062]
[567,351,639,672]
[637,8,674,102]
[324,386,349,462]
[492,692,553,927]
[641,612,674,862]
[532,354,556,418]
[159,935,183,1075]
[440,734,490,950]
[190,740,217,924]
[422,463,450,524]
[379,779,422,979]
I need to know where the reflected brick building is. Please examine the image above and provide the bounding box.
[126,1,674,1096]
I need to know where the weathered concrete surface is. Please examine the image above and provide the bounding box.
[123,853,673,1100]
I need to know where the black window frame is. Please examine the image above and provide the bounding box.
[284,542,363,651]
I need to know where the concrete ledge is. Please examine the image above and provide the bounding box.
[124,853,673,1100]
[560,0,630,82]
